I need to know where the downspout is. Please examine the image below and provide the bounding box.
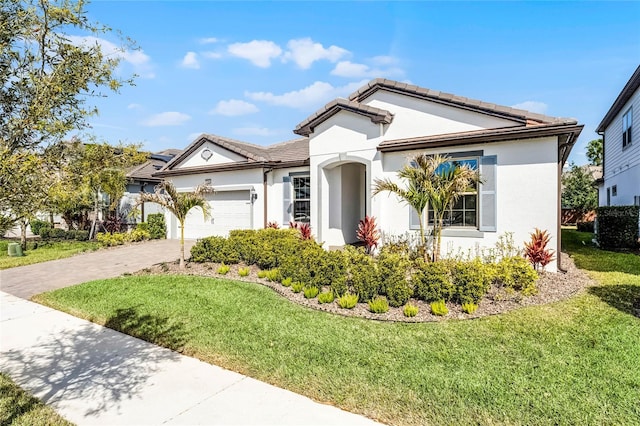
[263,166,273,228]
[557,135,577,273]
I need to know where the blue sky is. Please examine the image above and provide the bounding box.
[79,1,640,164]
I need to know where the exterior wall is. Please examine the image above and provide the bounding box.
[602,87,640,206]
[179,141,247,169]
[266,166,310,227]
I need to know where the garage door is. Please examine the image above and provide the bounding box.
[182,190,251,239]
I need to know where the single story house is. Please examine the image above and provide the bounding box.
[155,79,583,271]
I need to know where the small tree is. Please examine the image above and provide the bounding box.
[137,181,213,269]
[561,163,598,214]
[586,138,603,167]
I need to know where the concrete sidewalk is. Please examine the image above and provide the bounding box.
[0,292,382,425]
[0,239,196,299]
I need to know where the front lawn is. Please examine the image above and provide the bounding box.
[0,240,100,270]
[33,230,640,425]
[0,372,72,426]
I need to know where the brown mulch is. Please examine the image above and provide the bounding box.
[136,252,596,323]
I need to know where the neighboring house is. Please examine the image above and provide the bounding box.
[121,149,182,223]
[596,65,640,209]
[155,79,583,271]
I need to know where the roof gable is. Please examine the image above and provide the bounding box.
[294,99,393,137]
[596,65,640,133]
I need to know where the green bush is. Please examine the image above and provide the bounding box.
[74,230,89,241]
[265,269,281,282]
[403,303,419,317]
[281,277,293,287]
[430,300,449,316]
[190,236,240,264]
[337,293,359,309]
[136,222,150,233]
[303,286,319,299]
[129,228,150,242]
[147,214,166,239]
[257,270,268,279]
[30,219,51,236]
[378,251,412,307]
[495,256,538,296]
[576,221,595,233]
[344,246,380,302]
[49,228,67,239]
[318,291,335,304]
[368,296,389,314]
[412,260,455,302]
[97,232,127,246]
[39,228,51,239]
[238,267,250,277]
[596,206,639,249]
[64,229,77,240]
[291,282,304,293]
[462,302,478,314]
[453,260,492,304]
[217,264,230,275]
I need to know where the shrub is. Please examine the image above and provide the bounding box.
[303,286,319,299]
[596,206,639,249]
[217,264,230,275]
[190,236,240,264]
[265,269,281,282]
[430,300,449,316]
[96,232,127,246]
[318,291,335,304]
[523,228,555,271]
[403,303,419,317]
[462,302,478,314]
[453,260,492,304]
[495,256,538,296]
[65,229,77,240]
[337,293,359,309]
[238,267,250,277]
[147,214,166,239]
[74,230,89,241]
[576,221,595,233]
[257,270,268,279]
[291,282,304,293]
[378,250,412,307]
[129,228,150,242]
[281,277,292,287]
[344,246,380,302]
[298,223,312,240]
[412,260,455,302]
[49,228,67,239]
[266,221,280,229]
[136,222,150,233]
[356,216,380,254]
[368,296,389,314]
[30,219,51,236]
[39,228,50,239]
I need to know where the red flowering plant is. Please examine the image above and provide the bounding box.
[356,215,380,255]
[523,228,555,272]
[266,221,280,229]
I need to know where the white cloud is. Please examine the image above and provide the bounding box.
[141,112,191,127]
[371,55,398,66]
[209,99,258,116]
[245,80,368,109]
[66,35,154,78]
[282,38,349,69]
[228,40,282,68]
[202,51,222,59]
[331,60,404,79]
[199,37,219,44]
[127,103,142,110]
[233,127,277,137]
[181,51,200,69]
[511,101,549,114]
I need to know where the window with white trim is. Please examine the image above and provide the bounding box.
[292,175,310,223]
[623,107,632,148]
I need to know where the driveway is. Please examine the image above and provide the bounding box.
[0,239,196,299]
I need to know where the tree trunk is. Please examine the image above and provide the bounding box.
[418,213,428,262]
[20,220,27,251]
[179,221,185,269]
[90,190,99,239]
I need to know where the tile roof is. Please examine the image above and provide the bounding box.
[127,149,182,181]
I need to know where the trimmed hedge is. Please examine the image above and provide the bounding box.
[147,214,166,239]
[596,206,639,249]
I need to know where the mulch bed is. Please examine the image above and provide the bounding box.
[135,252,596,323]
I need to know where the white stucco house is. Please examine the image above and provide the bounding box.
[155,79,583,271]
[596,65,640,209]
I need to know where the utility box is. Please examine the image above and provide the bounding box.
[7,242,23,257]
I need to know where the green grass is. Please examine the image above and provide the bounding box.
[34,230,640,425]
[0,240,100,270]
[0,372,73,426]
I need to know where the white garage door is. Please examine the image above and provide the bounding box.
[182,190,251,239]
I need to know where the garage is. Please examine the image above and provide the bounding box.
[180,190,252,239]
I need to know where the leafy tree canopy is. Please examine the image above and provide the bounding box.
[561,162,598,213]
[586,138,603,166]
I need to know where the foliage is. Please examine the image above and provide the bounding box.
[368,296,389,314]
[318,291,335,304]
[378,250,412,307]
[561,162,598,213]
[303,286,319,299]
[523,228,555,271]
[576,221,595,233]
[461,302,478,314]
[403,303,419,317]
[337,293,359,309]
[298,222,312,240]
[453,260,493,304]
[266,221,280,229]
[596,206,639,250]
[586,138,603,166]
[495,256,539,296]
[96,229,149,246]
[138,181,213,269]
[281,277,292,287]
[291,282,304,293]
[412,260,455,302]
[190,236,240,264]
[147,213,167,239]
[430,300,449,316]
[128,228,150,242]
[265,269,281,282]
[344,246,380,302]
[30,219,52,236]
[217,264,230,275]
[238,267,250,277]
[257,270,268,279]
[356,215,380,254]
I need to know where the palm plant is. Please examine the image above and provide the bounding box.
[137,181,213,269]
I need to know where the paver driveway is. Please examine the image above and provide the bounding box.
[0,239,196,299]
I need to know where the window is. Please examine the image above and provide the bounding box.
[292,175,310,223]
[623,107,633,148]
[612,185,617,197]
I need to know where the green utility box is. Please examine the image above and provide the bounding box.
[7,242,23,257]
